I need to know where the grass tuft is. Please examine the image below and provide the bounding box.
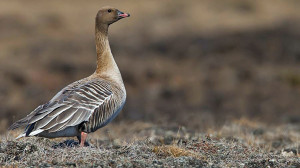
[153,145,198,158]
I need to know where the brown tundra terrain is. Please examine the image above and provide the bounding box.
[0,0,300,167]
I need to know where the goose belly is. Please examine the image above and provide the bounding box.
[38,126,80,138]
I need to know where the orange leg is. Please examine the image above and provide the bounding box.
[80,132,88,147]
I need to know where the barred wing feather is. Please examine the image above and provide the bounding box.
[9,79,113,136]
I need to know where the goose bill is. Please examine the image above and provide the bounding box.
[117,10,130,19]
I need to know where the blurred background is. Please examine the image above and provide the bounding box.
[0,0,300,133]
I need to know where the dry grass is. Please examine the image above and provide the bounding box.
[153,145,200,158]
[233,118,260,128]
[1,120,299,167]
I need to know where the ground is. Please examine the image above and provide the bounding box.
[1,119,299,167]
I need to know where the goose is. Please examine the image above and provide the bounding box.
[8,6,129,147]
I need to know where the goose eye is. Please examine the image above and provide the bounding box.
[108,9,112,13]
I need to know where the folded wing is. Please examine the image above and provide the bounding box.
[9,79,112,137]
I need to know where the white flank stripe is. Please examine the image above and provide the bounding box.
[16,133,26,140]
[29,129,44,136]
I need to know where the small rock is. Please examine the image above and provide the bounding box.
[14,156,20,161]
[164,136,174,145]
[153,160,163,165]
[225,136,238,142]
[281,148,297,157]
[272,141,282,148]
[65,162,76,167]
[43,163,51,167]
[253,128,264,135]
[109,159,116,166]
[52,159,58,165]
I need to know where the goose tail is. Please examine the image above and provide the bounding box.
[8,117,30,130]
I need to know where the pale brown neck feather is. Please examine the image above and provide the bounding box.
[95,23,111,73]
[94,23,124,87]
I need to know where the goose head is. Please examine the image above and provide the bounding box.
[96,6,130,26]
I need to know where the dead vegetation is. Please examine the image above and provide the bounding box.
[1,120,299,167]
[153,145,200,158]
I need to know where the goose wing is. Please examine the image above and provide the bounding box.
[9,79,113,136]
